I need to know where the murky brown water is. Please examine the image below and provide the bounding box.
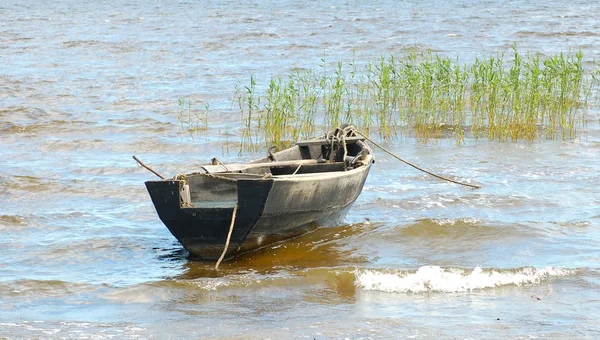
[2,0,600,338]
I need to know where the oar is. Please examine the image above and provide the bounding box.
[133,155,166,179]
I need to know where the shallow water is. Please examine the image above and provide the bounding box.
[1,0,600,338]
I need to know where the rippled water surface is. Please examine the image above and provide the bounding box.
[2,0,600,338]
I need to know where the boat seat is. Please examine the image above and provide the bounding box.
[295,136,364,146]
[269,162,346,175]
[200,159,319,174]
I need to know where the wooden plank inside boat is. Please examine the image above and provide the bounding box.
[295,136,364,146]
[200,159,320,174]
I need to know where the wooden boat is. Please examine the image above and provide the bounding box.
[144,127,374,261]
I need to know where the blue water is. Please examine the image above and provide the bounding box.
[1,0,599,338]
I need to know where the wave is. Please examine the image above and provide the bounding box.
[516,30,599,38]
[0,279,99,299]
[160,265,579,298]
[0,214,27,227]
[355,266,577,293]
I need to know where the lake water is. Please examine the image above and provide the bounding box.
[1,0,599,338]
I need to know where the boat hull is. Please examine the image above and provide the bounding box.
[145,163,371,261]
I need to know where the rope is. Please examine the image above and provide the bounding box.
[325,125,354,167]
[215,203,238,270]
[341,127,349,170]
[352,129,481,189]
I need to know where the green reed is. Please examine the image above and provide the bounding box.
[176,98,209,138]
[232,47,598,149]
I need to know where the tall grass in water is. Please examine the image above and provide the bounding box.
[176,98,209,139]
[234,47,598,149]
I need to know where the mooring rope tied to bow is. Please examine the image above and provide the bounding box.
[351,128,482,189]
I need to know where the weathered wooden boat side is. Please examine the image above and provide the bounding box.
[240,163,371,254]
[144,129,374,260]
[145,178,274,259]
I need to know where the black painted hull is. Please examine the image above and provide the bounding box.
[144,133,374,261]
[145,165,371,260]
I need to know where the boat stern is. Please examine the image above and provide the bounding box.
[144,178,273,260]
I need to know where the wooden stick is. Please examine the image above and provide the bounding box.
[201,159,319,174]
[132,155,166,179]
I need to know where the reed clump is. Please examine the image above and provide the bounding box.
[234,47,599,149]
[177,98,209,138]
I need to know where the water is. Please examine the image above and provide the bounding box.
[1,0,599,338]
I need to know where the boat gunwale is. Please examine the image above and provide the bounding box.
[187,140,375,182]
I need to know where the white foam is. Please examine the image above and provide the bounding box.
[355,266,576,293]
[187,278,232,291]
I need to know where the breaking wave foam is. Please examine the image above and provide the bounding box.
[355,266,576,293]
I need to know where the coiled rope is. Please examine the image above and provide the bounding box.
[325,125,355,168]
